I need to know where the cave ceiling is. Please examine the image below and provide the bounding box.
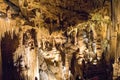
[7,0,110,24]
[0,0,111,35]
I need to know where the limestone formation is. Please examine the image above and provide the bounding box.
[1,0,120,80]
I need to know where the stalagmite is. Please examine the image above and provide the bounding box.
[13,29,39,80]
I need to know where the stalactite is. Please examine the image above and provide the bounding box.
[0,16,21,41]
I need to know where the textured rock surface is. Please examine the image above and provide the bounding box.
[0,0,117,80]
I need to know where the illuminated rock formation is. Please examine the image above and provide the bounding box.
[1,0,120,80]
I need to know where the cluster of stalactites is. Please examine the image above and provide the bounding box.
[0,18,19,41]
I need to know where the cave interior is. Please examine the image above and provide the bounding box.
[0,0,120,80]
